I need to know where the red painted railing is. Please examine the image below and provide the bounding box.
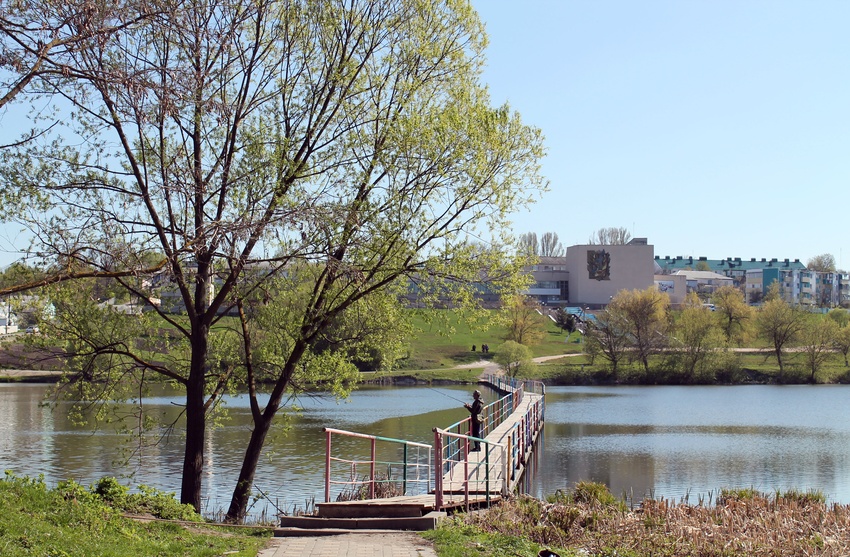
[322,427,432,502]
[321,376,545,509]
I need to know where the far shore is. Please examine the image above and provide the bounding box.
[0,369,66,383]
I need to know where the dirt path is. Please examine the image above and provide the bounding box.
[258,532,437,557]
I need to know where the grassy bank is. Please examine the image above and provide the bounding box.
[395,309,578,370]
[0,474,271,557]
[424,482,849,557]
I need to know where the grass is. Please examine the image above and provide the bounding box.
[428,482,850,557]
[372,367,484,384]
[0,473,271,557]
[422,518,557,557]
[397,309,579,370]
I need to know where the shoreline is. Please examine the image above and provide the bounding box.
[0,369,66,383]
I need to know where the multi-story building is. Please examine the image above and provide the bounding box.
[524,238,658,308]
[525,249,848,309]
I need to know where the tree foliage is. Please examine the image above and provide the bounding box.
[584,310,629,376]
[518,233,539,256]
[0,0,546,522]
[833,325,850,367]
[756,295,806,373]
[500,295,546,346]
[588,227,631,245]
[711,286,753,345]
[799,316,838,383]
[607,287,669,373]
[517,231,563,257]
[807,253,836,273]
[493,340,534,379]
[674,292,725,381]
[540,232,565,257]
[553,307,576,335]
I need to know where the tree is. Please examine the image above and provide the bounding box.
[584,310,629,376]
[518,233,539,256]
[827,309,850,328]
[0,0,546,522]
[695,261,711,272]
[493,340,534,379]
[501,295,546,346]
[675,292,724,381]
[711,286,753,345]
[0,1,158,145]
[553,307,576,337]
[756,295,806,373]
[539,232,565,257]
[833,325,850,367]
[517,231,563,257]
[807,254,837,273]
[588,227,631,245]
[608,287,669,373]
[800,316,838,383]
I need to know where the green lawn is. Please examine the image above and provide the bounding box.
[396,309,578,370]
[0,474,271,557]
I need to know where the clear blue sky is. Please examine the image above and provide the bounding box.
[473,0,850,267]
[1,2,848,269]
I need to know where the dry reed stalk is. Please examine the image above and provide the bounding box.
[466,490,850,556]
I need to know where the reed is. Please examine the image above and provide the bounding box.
[462,483,850,556]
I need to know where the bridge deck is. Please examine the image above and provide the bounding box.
[315,380,543,520]
[440,391,543,497]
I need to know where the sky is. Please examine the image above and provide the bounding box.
[471,0,850,267]
[0,2,848,269]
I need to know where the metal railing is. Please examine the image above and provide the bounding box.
[320,376,545,510]
[323,427,432,502]
[432,427,507,511]
[441,380,522,459]
[502,390,545,484]
[487,374,546,398]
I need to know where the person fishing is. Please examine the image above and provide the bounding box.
[463,390,483,452]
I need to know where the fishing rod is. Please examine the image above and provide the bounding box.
[426,386,468,404]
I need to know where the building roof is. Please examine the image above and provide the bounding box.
[673,270,733,281]
[655,256,806,273]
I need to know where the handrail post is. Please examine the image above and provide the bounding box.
[434,429,443,510]
[463,438,469,511]
[325,429,332,502]
[484,444,490,507]
[370,437,377,500]
[402,443,408,495]
[428,447,433,495]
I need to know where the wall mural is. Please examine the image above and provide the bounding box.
[587,249,611,281]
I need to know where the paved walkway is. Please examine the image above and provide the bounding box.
[258,533,438,557]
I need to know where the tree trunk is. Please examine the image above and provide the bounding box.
[225,414,272,523]
[181,325,209,511]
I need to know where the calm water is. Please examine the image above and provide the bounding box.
[533,385,850,504]
[3,383,850,515]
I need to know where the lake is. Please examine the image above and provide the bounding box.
[3,382,850,517]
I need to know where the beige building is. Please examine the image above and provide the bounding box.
[524,238,657,308]
[654,273,687,307]
[564,239,656,307]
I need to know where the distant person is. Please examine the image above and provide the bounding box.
[463,390,483,451]
[471,344,476,352]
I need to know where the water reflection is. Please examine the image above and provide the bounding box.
[529,385,850,504]
[0,383,482,515]
[4,383,850,514]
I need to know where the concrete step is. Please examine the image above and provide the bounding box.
[316,501,429,519]
[278,511,446,535]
